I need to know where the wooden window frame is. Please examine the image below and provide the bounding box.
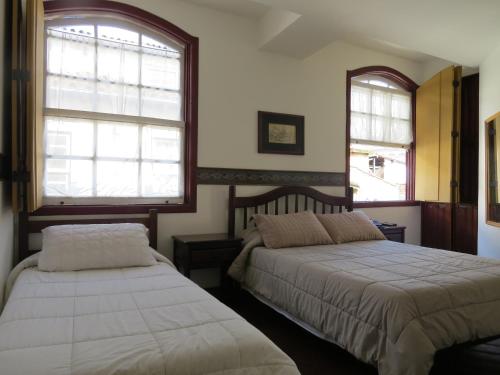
[346,66,419,208]
[35,0,198,215]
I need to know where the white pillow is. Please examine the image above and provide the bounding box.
[38,223,157,271]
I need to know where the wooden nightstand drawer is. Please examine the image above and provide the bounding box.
[172,234,243,285]
[378,226,406,243]
[191,248,240,265]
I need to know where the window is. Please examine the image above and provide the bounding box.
[38,2,198,214]
[347,68,417,205]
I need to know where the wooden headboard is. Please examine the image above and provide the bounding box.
[228,186,353,236]
[20,209,158,262]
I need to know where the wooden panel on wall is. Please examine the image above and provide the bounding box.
[460,74,479,204]
[453,203,477,255]
[438,66,456,203]
[197,167,345,186]
[421,202,452,250]
[416,72,441,201]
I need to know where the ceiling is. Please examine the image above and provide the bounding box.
[183,0,500,66]
[185,0,269,19]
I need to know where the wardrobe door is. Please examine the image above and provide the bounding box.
[421,202,452,250]
[453,203,477,254]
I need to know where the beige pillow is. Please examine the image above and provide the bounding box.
[38,223,157,271]
[254,211,333,249]
[316,211,386,244]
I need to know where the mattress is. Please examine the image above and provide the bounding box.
[0,254,299,375]
[236,240,500,375]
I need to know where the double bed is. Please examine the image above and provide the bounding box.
[227,186,500,375]
[0,211,299,375]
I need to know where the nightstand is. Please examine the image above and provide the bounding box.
[378,226,406,243]
[173,233,243,287]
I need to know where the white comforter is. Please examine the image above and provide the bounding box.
[230,239,500,375]
[0,252,299,375]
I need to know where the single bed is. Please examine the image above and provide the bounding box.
[227,186,500,375]
[0,211,299,375]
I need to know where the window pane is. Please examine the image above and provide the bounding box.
[141,53,181,90]
[97,41,140,85]
[96,83,140,116]
[350,144,407,201]
[97,122,139,158]
[46,30,95,79]
[44,159,93,197]
[351,85,370,113]
[142,34,180,53]
[392,94,411,119]
[97,26,139,45]
[390,119,413,145]
[50,25,95,37]
[141,88,181,120]
[45,117,94,157]
[142,162,180,197]
[142,126,181,161]
[371,90,390,116]
[46,75,95,111]
[97,161,138,196]
[350,113,371,141]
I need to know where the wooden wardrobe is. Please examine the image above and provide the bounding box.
[416,67,478,254]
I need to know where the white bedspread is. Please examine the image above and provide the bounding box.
[233,240,500,375]
[0,252,299,375]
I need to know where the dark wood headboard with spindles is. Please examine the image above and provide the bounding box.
[228,186,353,236]
[19,209,158,262]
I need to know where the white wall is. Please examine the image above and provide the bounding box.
[478,43,500,259]
[110,0,429,286]
[0,1,14,306]
[27,0,428,287]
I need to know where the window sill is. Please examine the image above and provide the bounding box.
[32,202,196,216]
[353,200,421,208]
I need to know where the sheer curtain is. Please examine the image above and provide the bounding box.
[43,23,184,202]
[350,81,412,147]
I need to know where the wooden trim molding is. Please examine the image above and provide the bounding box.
[197,167,345,187]
[346,66,418,205]
[35,0,198,215]
[354,200,421,208]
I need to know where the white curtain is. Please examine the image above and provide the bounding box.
[43,25,184,201]
[350,82,412,147]
[46,27,182,120]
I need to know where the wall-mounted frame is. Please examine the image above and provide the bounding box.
[485,111,500,227]
[258,111,304,155]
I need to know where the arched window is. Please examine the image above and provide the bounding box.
[346,66,418,206]
[39,0,198,214]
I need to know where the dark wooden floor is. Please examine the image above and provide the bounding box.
[209,288,500,375]
[210,289,376,375]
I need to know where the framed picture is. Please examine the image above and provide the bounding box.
[258,111,304,155]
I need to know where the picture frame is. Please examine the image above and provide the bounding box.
[258,111,304,155]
